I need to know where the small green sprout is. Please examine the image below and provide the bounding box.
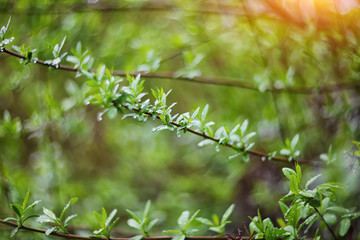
[0,17,14,47]
[163,209,200,240]
[4,190,41,237]
[126,200,159,240]
[44,36,67,66]
[92,208,119,238]
[37,197,78,235]
[319,145,336,165]
[196,204,235,235]
[280,134,300,161]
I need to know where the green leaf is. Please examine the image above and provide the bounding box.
[177,211,190,229]
[93,211,104,228]
[299,213,317,232]
[107,107,118,119]
[209,226,223,234]
[97,65,106,81]
[146,218,159,232]
[281,192,297,201]
[184,209,200,231]
[257,209,263,226]
[10,227,19,237]
[24,200,41,213]
[60,198,78,222]
[10,204,23,218]
[128,218,141,229]
[291,134,299,150]
[290,174,299,194]
[108,217,120,234]
[295,164,301,184]
[248,216,263,233]
[327,206,348,215]
[305,174,322,189]
[22,190,30,209]
[285,202,300,229]
[240,119,248,135]
[278,201,288,216]
[43,208,57,221]
[241,152,250,163]
[280,149,291,157]
[173,234,186,240]
[86,80,99,87]
[282,168,296,180]
[299,190,316,198]
[221,204,235,224]
[131,235,143,240]
[323,213,337,225]
[105,209,117,227]
[162,230,183,234]
[201,104,209,121]
[212,214,220,226]
[4,217,17,222]
[342,211,360,219]
[101,208,107,225]
[191,107,200,119]
[196,217,213,226]
[143,200,151,219]
[339,218,351,237]
[64,214,78,226]
[23,214,40,222]
[126,209,141,224]
[45,226,57,235]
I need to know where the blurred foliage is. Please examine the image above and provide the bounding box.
[0,0,359,239]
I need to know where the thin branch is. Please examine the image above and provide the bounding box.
[113,102,323,166]
[0,2,254,17]
[0,47,324,166]
[0,219,250,240]
[1,48,359,94]
[313,207,338,240]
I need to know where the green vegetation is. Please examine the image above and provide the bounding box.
[0,1,360,239]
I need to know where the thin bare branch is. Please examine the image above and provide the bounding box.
[0,219,249,240]
[1,48,359,94]
[0,2,250,17]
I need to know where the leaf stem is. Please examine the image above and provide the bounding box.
[0,219,253,240]
[313,207,338,240]
[1,48,359,94]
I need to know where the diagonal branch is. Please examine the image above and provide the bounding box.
[0,47,323,166]
[0,219,247,240]
[1,48,359,94]
[113,102,322,166]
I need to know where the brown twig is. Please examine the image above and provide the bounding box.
[0,2,253,17]
[0,47,323,166]
[0,219,251,240]
[112,102,323,166]
[1,48,359,94]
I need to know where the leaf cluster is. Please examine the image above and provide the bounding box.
[280,134,300,161]
[196,204,234,235]
[38,198,78,235]
[163,210,200,240]
[4,190,41,237]
[92,208,120,238]
[126,200,159,240]
[249,165,360,239]
[0,17,14,47]
[44,36,67,66]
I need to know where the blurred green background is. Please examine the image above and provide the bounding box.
[0,0,359,239]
